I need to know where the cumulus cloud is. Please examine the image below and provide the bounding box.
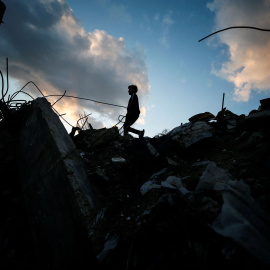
[0,0,149,131]
[207,0,270,101]
[156,10,175,48]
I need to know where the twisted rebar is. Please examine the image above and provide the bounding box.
[198,26,270,42]
[0,58,127,133]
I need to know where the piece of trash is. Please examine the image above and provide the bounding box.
[163,176,183,189]
[166,157,179,166]
[140,180,161,195]
[97,234,120,262]
[161,181,177,189]
[161,176,191,195]
[112,157,126,162]
[95,208,106,224]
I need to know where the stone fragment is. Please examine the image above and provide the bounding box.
[260,98,270,110]
[169,121,214,148]
[189,112,215,122]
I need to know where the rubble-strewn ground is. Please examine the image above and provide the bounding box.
[1,102,270,270]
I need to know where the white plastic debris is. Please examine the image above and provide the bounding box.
[112,157,126,163]
[212,179,270,267]
[161,176,191,195]
[97,234,120,262]
[140,180,161,195]
[164,176,182,189]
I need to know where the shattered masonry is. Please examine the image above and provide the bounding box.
[0,96,270,270]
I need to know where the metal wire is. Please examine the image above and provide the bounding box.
[77,112,92,130]
[9,80,45,102]
[51,90,66,107]
[44,94,127,109]
[0,58,127,135]
[117,115,126,135]
[5,58,8,101]
[0,58,8,102]
[0,69,4,102]
[198,26,270,42]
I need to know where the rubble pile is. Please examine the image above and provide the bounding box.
[1,97,270,269]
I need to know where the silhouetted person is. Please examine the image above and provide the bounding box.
[0,1,6,25]
[123,84,145,138]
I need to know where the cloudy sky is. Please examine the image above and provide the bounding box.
[0,0,270,137]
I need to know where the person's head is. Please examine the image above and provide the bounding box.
[128,84,138,95]
[0,0,6,24]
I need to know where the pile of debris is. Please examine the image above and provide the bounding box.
[0,97,270,270]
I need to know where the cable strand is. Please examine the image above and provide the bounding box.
[198,26,270,42]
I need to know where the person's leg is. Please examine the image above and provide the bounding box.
[123,115,137,136]
[124,114,144,138]
[128,126,140,135]
[128,127,145,138]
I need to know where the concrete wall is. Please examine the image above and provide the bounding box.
[16,98,98,269]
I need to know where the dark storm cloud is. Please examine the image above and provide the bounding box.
[0,0,149,129]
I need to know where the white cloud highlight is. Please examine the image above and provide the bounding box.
[208,0,270,101]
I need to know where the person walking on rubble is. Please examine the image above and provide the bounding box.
[0,1,6,25]
[123,84,145,138]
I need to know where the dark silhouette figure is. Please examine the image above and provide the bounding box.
[123,84,145,138]
[0,1,6,25]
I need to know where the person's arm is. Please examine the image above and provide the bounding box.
[128,94,139,114]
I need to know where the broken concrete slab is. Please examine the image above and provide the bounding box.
[246,110,270,120]
[16,98,98,269]
[168,121,214,148]
[84,126,120,149]
[260,98,270,110]
[188,111,215,122]
[244,110,270,130]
